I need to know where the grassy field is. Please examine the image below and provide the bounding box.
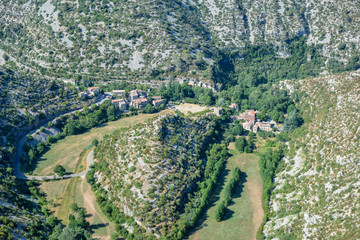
[174,103,209,116]
[40,177,115,240]
[33,109,173,176]
[188,142,264,240]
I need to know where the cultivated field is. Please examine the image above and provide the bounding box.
[33,109,173,176]
[188,143,264,240]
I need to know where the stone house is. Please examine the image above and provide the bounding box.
[132,98,148,109]
[78,92,87,98]
[88,87,100,96]
[229,103,239,111]
[112,99,127,111]
[238,110,256,123]
[153,99,165,107]
[214,107,223,116]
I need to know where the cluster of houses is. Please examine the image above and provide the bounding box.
[208,102,278,133]
[111,89,165,112]
[78,87,100,98]
[79,87,166,112]
[232,109,277,133]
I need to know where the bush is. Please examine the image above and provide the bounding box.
[54,165,66,176]
[92,139,99,146]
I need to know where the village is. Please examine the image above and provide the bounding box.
[79,87,166,112]
[212,104,279,133]
[79,86,279,133]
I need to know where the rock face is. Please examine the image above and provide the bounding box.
[0,0,359,78]
[29,127,60,146]
[264,71,360,239]
[91,114,216,235]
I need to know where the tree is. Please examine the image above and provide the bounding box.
[107,105,116,121]
[235,137,247,153]
[233,124,244,135]
[143,104,156,114]
[28,149,36,162]
[215,201,226,222]
[54,165,66,176]
[70,203,79,212]
[283,110,302,132]
[92,139,99,146]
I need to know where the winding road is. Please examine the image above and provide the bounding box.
[13,94,108,181]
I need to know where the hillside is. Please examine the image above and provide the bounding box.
[87,114,219,237]
[1,0,359,80]
[263,71,360,239]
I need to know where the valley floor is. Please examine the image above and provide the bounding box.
[188,142,264,240]
[40,176,115,239]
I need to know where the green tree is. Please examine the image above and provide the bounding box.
[54,165,66,176]
[283,110,302,132]
[215,201,226,222]
[92,139,99,146]
[70,202,79,212]
[235,137,247,153]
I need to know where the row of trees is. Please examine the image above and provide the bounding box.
[172,144,229,239]
[215,167,242,222]
[259,147,286,218]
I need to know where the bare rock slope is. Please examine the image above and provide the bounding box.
[264,71,360,239]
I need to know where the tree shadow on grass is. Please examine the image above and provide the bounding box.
[232,171,247,199]
[222,208,235,221]
[89,223,109,233]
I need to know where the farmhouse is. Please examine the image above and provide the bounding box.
[234,109,277,132]
[153,99,165,107]
[152,96,162,101]
[229,103,239,111]
[78,92,87,98]
[112,99,127,111]
[132,98,148,109]
[88,87,100,96]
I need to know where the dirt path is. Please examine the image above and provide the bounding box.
[81,177,112,240]
[245,161,264,239]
